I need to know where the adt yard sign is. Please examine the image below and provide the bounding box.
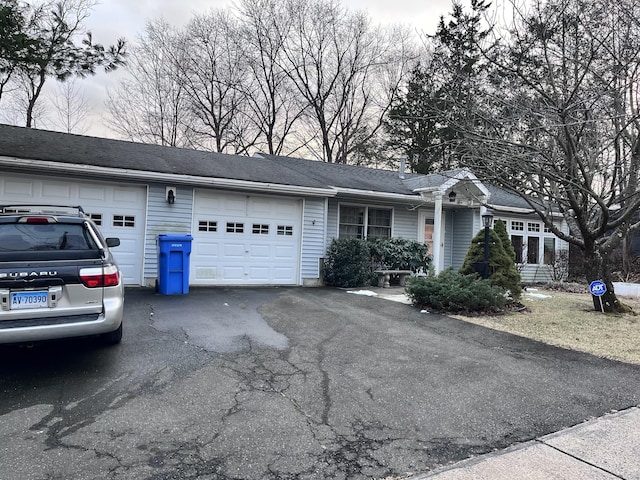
[589,280,607,297]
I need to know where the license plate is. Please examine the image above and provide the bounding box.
[10,291,49,310]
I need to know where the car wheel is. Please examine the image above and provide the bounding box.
[101,323,123,345]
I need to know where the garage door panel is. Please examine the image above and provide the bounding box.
[193,240,219,256]
[43,183,72,199]
[275,245,295,257]
[113,188,141,203]
[194,266,217,280]
[274,267,295,281]
[192,190,300,285]
[79,185,106,201]
[247,266,270,280]
[224,243,246,257]
[249,244,271,258]
[5,180,32,197]
[223,266,245,280]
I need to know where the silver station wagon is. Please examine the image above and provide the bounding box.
[0,205,124,345]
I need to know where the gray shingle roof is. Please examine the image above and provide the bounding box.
[0,124,539,210]
[0,124,329,188]
[0,125,424,195]
[256,153,424,195]
[486,185,533,210]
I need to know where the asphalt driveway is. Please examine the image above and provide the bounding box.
[1,286,640,479]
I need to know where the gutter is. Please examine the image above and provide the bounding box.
[332,187,423,202]
[488,204,564,217]
[0,157,338,197]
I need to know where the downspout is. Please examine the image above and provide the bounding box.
[433,192,443,274]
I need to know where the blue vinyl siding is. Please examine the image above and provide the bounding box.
[449,208,475,270]
[144,184,194,284]
[301,198,327,281]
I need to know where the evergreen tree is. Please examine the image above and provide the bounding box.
[0,0,127,126]
[385,0,492,173]
[494,219,516,263]
[460,226,522,300]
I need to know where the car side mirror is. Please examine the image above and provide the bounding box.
[106,238,121,248]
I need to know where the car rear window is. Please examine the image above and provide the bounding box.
[0,223,98,253]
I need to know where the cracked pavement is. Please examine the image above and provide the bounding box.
[2,287,640,479]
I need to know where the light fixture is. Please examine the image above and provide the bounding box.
[166,187,176,204]
[482,210,494,228]
[481,210,494,279]
[448,191,457,202]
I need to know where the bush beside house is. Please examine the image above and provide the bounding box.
[405,269,511,313]
[323,238,431,288]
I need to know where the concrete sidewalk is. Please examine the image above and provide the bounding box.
[413,407,640,480]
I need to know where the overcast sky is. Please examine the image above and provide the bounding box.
[73,0,460,138]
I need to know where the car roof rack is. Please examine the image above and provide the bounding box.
[0,204,86,216]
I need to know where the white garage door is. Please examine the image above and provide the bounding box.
[0,173,146,285]
[191,190,301,285]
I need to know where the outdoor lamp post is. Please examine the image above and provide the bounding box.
[481,210,494,279]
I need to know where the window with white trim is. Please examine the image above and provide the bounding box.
[226,222,244,233]
[544,237,556,264]
[88,213,102,226]
[338,205,392,239]
[504,217,560,266]
[277,225,293,236]
[252,224,269,235]
[113,215,135,228]
[198,220,217,232]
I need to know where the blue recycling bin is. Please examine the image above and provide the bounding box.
[157,234,193,295]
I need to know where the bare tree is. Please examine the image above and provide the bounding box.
[275,0,416,163]
[50,77,91,133]
[105,19,193,147]
[465,0,640,312]
[179,10,257,154]
[236,0,305,156]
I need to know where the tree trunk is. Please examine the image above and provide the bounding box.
[583,248,627,313]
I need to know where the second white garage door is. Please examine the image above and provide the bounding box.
[191,190,302,285]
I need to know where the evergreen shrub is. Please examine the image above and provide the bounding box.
[459,220,522,300]
[405,269,511,313]
[323,238,373,287]
[323,237,431,287]
[368,237,430,272]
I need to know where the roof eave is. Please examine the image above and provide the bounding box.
[333,186,423,202]
[0,157,337,197]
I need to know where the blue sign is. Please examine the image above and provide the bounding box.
[589,280,607,297]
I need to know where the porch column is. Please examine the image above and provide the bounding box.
[433,192,443,274]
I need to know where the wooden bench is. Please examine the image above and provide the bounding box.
[374,270,412,288]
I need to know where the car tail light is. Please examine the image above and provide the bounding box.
[21,217,55,223]
[79,265,121,288]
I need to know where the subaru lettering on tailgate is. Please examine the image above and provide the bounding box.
[0,271,58,279]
